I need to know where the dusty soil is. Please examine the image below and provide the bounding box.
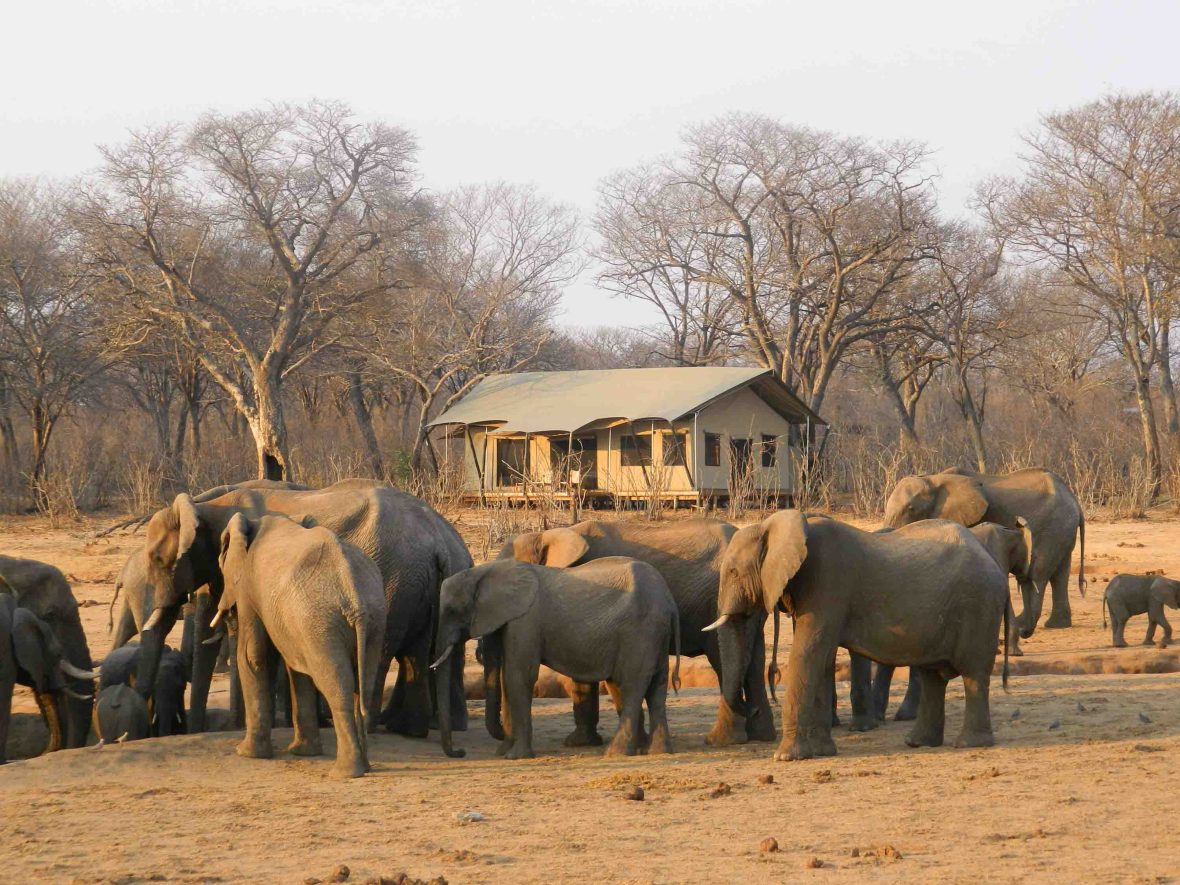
[2,509,1180,883]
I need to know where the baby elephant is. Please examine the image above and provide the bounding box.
[216,513,388,779]
[93,684,150,743]
[432,557,681,760]
[100,644,188,736]
[1104,574,1180,648]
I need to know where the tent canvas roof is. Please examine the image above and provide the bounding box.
[428,367,824,434]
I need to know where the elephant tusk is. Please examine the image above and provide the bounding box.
[701,614,730,632]
[63,687,94,702]
[59,660,102,681]
[202,629,226,646]
[209,609,225,629]
[429,644,454,670]
[143,607,165,632]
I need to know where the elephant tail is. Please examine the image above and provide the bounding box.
[1077,512,1086,598]
[768,606,781,705]
[108,577,122,633]
[1102,591,1108,629]
[670,605,681,694]
[1002,596,1012,693]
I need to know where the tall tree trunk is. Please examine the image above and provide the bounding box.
[1156,319,1180,465]
[955,370,988,473]
[347,372,383,477]
[874,346,922,470]
[1131,369,1164,500]
[248,381,292,481]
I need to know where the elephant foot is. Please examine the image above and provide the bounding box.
[1043,612,1072,629]
[236,733,274,759]
[504,745,535,760]
[1158,639,1170,650]
[1113,639,1128,648]
[745,710,778,743]
[705,722,747,747]
[1010,643,1024,657]
[647,726,673,755]
[904,725,944,748]
[287,737,323,756]
[953,729,995,748]
[893,703,918,722]
[563,728,604,747]
[1142,637,1157,646]
[329,756,367,779]
[773,732,837,762]
[849,713,880,733]
[604,741,639,758]
[495,738,513,757]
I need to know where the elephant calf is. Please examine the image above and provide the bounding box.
[1104,574,1180,648]
[94,685,150,743]
[432,557,681,760]
[216,513,387,779]
[100,644,188,737]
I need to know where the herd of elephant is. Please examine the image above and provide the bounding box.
[0,467,1090,778]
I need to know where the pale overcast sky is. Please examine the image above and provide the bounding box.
[2,0,1176,327]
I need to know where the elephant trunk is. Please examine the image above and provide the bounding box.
[135,604,178,701]
[434,653,466,758]
[716,615,750,720]
[56,615,94,749]
[186,593,221,732]
[1019,581,1047,639]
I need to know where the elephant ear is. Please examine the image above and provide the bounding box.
[173,494,200,561]
[505,532,543,563]
[539,528,589,567]
[759,510,809,614]
[933,477,988,527]
[469,562,539,638]
[1015,516,1035,576]
[12,609,53,691]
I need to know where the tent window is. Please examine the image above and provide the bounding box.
[620,435,652,467]
[495,438,529,486]
[761,434,778,468]
[663,431,689,467]
[704,433,722,467]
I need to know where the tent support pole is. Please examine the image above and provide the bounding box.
[466,427,486,506]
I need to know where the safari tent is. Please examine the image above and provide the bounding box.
[428,367,825,507]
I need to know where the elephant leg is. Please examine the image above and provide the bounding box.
[564,679,604,747]
[605,678,646,757]
[272,657,291,728]
[954,671,994,748]
[0,677,12,764]
[774,620,838,762]
[1043,556,1074,629]
[645,657,673,755]
[318,661,367,779]
[187,593,219,733]
[704,637,747,747]
[742,620,777,742]
[1110,605,1128,647]
[871,663,894,721]
[501,649,538,760]
[482,635,505,741]
[383,648,431,739]
[287,670,323,756]
[904,668,946,748]
[372,646,396,734]
[235,614,274,760]
[605,678,646,744]
[848,653,877,732]
[1143,615,1158,646]
[1149,599,1172,649]
[228,631,244,729]
[894,670,921,721]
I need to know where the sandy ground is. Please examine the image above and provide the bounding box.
[2,509,1180,883]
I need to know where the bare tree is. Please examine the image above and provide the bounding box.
[994,93,1180,496]
[357,183,581,472]
[80,101,419,480]
[0,179,115,499]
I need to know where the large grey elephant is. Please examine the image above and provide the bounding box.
[872,519,1030,720]
[135,479,471,738]
[708,511,1010,761]
[500,518,770,747]
[0,595,99,762]
[883,467,1083,635]
[216,513,386,778]
[0,556,97,749]
[432,557,681,760]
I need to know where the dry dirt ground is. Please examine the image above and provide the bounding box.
[2,509,1180,884]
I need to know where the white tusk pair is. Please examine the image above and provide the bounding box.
[429,644,454,670]
[59,660,101,681]
[701,613,731,633]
